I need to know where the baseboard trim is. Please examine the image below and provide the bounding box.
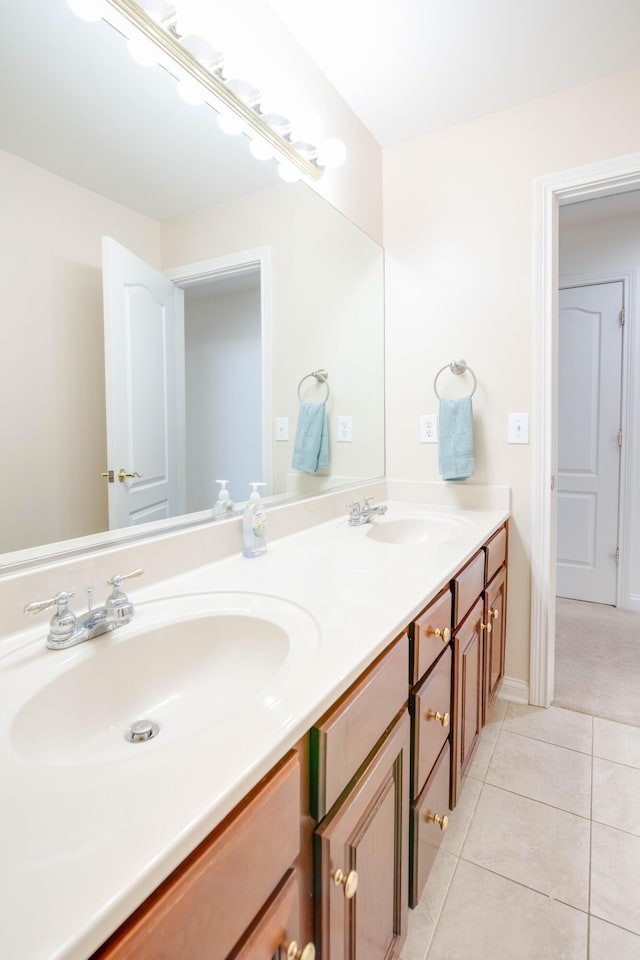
[628,595,640,612]
[498,676,530,705]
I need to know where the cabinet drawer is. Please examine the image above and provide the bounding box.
[410,586,452,684]
[310,632,408,821]
[410,646,452,798]
[452,550,485,627]
[92,752,301,960]
[230,869,306,960]
[484,525,507,584]
[409,741,451,908]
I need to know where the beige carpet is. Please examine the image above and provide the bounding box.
[554,598,640,727]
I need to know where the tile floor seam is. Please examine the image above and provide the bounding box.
[455,855,591,915]
[589,816,640,841]
[480,779,593,822]
[592,753,640,772]
[587,911,640,939]
[422,852,460,960]
[497,726,594,757]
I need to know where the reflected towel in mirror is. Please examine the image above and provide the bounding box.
[292,402,329,474]
[438,396,474,481]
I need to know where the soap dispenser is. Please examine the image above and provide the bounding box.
[242,482,267,558]
[212,479,234,517]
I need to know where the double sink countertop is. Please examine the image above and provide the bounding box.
[0,498,508,960]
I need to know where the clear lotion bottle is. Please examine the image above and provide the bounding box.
[242,482,267,558]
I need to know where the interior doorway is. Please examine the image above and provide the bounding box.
[531,153,640,709]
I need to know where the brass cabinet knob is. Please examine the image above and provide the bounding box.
[286,941,316,960]
[490,607,500,620]
[425,811,449,832]
[118,469,144,482]
[426,709,450,728]
[333,868,358,899]
[481,622,492,633]
[433,627,451,643]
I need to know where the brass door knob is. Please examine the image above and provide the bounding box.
[426,709,450,728]
[333,868,358,899]
[433,627,451,643]
[481,622,492,633]
[286,941,316,960]
[118,469,144,482]
[490,607,500,620]
[425,811,449,832]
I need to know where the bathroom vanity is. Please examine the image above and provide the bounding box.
[0,487,509,960]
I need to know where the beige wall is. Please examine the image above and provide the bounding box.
[0,149,161,554]
[383,66,640,686]
[162,182,385,496]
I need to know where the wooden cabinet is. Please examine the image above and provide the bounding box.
[314,713,409,960]
[410,742,450,905]
[484,565,507,717]
[311,632,410,960]
[451,597,484,807]
[90,751,309,960]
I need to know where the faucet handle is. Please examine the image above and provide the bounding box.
[106,569,144,592]
[24,591,77,642]
[24,591,75,617]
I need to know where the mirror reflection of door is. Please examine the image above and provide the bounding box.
[103,237,262,529]
[556,281,624,604]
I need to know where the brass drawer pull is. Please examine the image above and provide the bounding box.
[433,627,451,643]
[490,607,500,620]
[333,868,358,899]
[481,622,492,633]
[426,709,449,728]
[425,811,449,832]
[286,941,316,960]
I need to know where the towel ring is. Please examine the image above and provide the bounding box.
[297,369,330,402]
[433,359,477,400]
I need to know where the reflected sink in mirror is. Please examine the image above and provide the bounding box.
[365,514,472,545]
[10,594,319,766]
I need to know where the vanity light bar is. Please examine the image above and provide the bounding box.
[101,0,324,181]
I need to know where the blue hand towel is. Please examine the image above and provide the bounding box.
[292,401,329,474]
[438,396,474,481]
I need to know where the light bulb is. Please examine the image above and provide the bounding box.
[177,78,206,106]
[249,136,276,162]
[136,0,172,21]
[217,110,244,136]
[127,35,158,67]
[277,160,300,183]
[317,138,347,168]
[66,0,108,21]
[180,35,222,69]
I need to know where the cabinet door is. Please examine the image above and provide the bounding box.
[484,566,507,715]
[451,598,483,808]
[314,712,409,960]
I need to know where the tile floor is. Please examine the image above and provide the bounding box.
[400,700,640,960]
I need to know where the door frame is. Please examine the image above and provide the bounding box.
[164,246,274,495]
[558,272,633,610]
[530,152,640,707]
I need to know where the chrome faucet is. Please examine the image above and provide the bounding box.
[24,569,144,650]
[346,497,388,526]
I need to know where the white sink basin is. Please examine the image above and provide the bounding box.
[365,513,472,545]
[10,593,319,766]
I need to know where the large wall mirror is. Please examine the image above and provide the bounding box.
[0,0,385,566]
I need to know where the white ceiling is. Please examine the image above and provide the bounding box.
[265,0,640,146]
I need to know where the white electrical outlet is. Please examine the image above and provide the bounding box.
[337,416,352,442]
[276,417,289,441]
[420,414,438,443]
[508,413,529,444]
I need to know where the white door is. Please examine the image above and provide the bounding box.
[103,237,186,529]
[556,281,623,604]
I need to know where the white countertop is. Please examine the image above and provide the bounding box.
[0,500,508,960]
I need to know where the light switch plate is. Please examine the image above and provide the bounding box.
[420,414,438,443]
[337,416,352,442]
[508,413,529,444]
[276,417,289,441]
